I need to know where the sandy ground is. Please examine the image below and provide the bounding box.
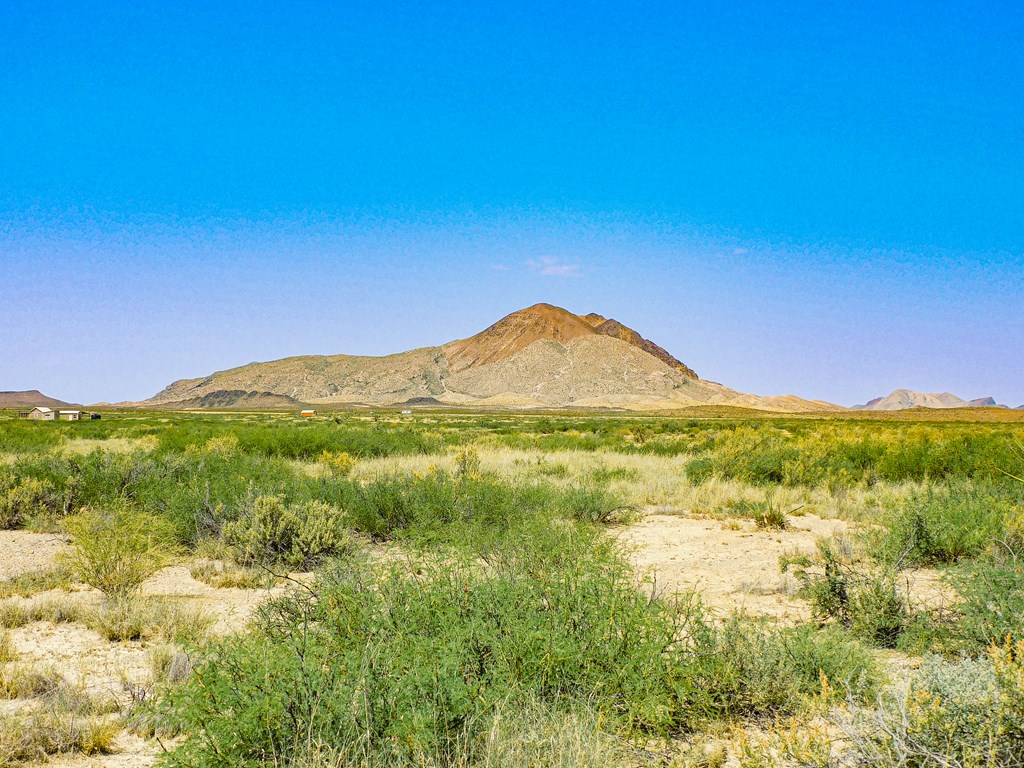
[0,532,282,768]
[0,531,69,580]
[620,511,846,621]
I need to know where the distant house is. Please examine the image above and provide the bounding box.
[59,410,83,421]
[300,409,318,418]
[23,406,56,421]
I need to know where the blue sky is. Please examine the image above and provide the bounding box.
[2,1,1022,405]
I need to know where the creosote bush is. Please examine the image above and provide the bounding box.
[60,502,177,601]
[786,537,911,648]
[223,495,351,570]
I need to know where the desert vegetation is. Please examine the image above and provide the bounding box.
[0,408,1021,766]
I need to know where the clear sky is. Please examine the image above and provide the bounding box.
[2,1,1022,406]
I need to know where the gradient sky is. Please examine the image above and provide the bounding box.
[2,1,1022,406]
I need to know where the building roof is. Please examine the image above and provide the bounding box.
[31,406,53,413]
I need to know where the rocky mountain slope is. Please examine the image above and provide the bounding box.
[147,304,843,412]
[854,389,1008,411]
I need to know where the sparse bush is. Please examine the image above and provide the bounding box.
[0,476,64,529]
[455,447,482,477]
[840,641,1024,767]
[788,537,911,648]
[223,495,351,569]
[317,449,355,477]
[61,502,177,601]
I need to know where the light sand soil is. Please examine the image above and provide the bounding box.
[619,511,847,621]
[0,530,283,768]
[0,531,70,579]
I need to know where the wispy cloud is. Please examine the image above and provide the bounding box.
[526,256,580,277]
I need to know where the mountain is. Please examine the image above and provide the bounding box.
[0,390,74,408]
[149,390,305,410]
[146,303,843,412]
[854,389,1007,411]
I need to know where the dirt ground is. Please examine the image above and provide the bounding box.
[620,511,846,621]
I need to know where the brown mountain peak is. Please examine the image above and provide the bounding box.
[444,303,597,373]
[578,313,608,328]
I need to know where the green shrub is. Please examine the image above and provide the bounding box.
[0,476,65,529]
[223,495,351,570]
[789,538,911,648]
[693,619,881,718]
[157,540,692,766]
[879,484,1015,566]
[947,559,1024,651]
[155,519,881,768]
[557,485,630,524]
[61,503,177,601]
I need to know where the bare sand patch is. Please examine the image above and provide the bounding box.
[620,511,846,621]
[0,531,68,580]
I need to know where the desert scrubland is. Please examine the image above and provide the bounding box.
[0,409,1022,767]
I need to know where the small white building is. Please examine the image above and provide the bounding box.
[24,407,55,421]
[59,410,84,421]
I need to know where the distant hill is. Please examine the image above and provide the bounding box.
[0,390,74,408]
[854,389,1009,411]
[146,303,845,412]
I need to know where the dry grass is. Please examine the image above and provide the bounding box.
[0,593,212,644]
[190,559,276,589]
[0,678,121,764]
[348,447,924,522]
[60,435,159,455]
[0,630,15,662]
[0,565,74,599]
